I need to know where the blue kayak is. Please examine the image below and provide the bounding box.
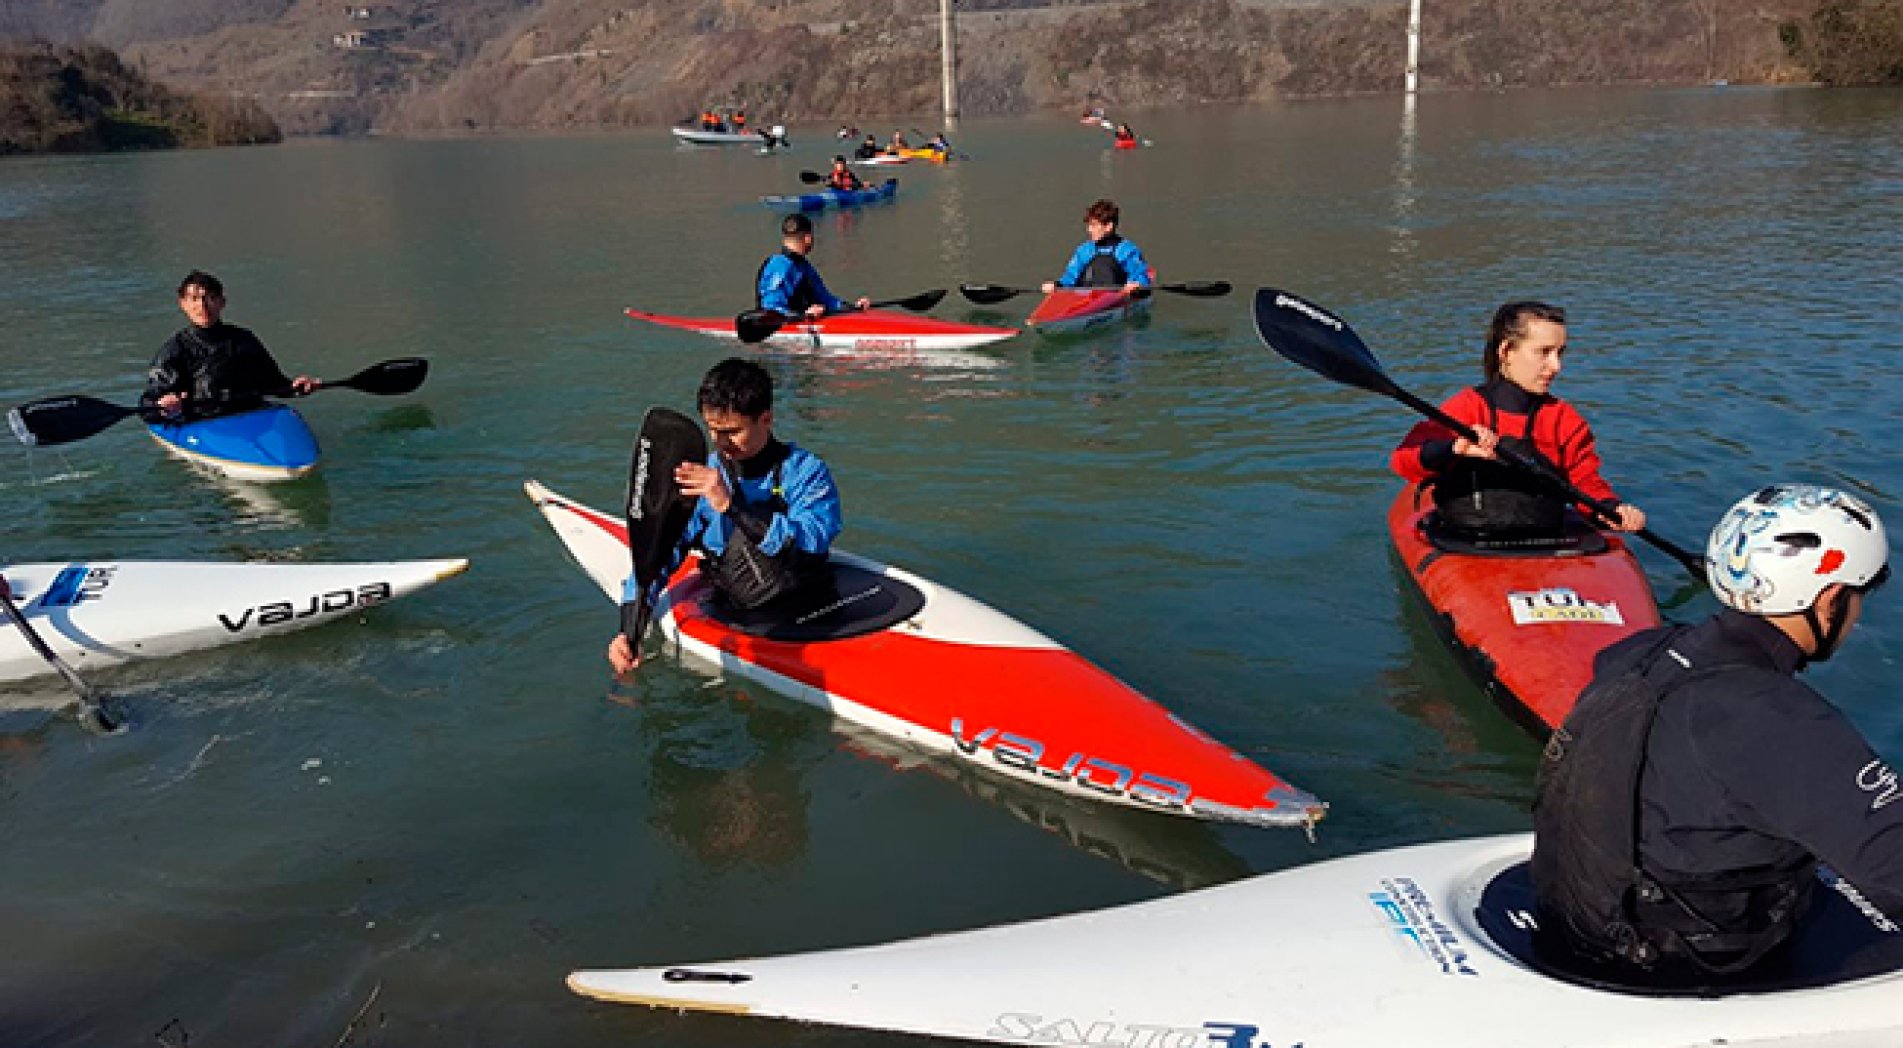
[760,178,898,212]
[147,404,321,482]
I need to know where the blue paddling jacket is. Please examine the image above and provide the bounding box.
[757,250,846,316]
[622,439,842,606]
[1056,234,1153,289]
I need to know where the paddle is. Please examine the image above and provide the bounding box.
[621,407,709,659]
[734,289,949,344]
[958,280,1231,306]
[7,357,430,448]
[1248,287,1705,578]
[0,582,120,733]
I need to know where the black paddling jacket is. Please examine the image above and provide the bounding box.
[141,322,293,418]
[1536,610,1903,965]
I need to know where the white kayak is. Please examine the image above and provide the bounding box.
[0,557,469,683]
[569,833,1903,1047]
[526,480,1324,830]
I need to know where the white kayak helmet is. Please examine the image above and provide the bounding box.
[1707,483,1889,615]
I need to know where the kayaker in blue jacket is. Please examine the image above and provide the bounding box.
[142,270,317,420]
[1041,199,1153,295]
[1534,483,1900,982]
[607,358,844,674]
[756,213,869,319]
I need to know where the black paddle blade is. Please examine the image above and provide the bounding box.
[1251,288,1399,398]
[626,404,709,601]
[1163,280,1232,297]
[958,283,1031,305]
[333,357,428,396]
[7,395,140,447]
[734,310,788,344]
[798,170,824,184]
[878,288,947,312]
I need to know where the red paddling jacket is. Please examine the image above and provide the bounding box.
[1390,377,1624,535]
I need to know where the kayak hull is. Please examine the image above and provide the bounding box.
[671,127,761,146]
[625,307,1018,352]
[1388,485,1660,735]
[760,178,898,212]
[568,832,1903,1048]
[1025,288,1151,336]
[0,558,469,683]
[147,404,320,483]
[851,154,909,167]
[526,480,1324,829]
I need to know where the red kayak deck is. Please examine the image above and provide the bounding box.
[1025,288,1150,336]
[1387,485,1661,735]
[626,308,1018,351]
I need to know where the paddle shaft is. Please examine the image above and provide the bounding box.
[1388,383,1705,575]
[0,587,117,731]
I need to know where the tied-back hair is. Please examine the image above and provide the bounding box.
[699,357,774,418]
[1483,301,1566,381]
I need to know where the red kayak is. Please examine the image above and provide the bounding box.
[625,308,1018,352]
[1025,288,1151,336]
[1388,484,1661,735]
[528,480,1326,830]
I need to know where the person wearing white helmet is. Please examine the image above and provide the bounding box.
[1532,482,1898,986]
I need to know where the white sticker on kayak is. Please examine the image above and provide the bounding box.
[1507,587,1624,626]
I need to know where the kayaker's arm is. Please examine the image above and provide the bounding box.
[141,332,193,413]
[1115,241,1154,288]
[1053,242,1094,289]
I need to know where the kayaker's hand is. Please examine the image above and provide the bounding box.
[1612,503,1647,532]
[676,461,731,514]
[157,391,187,416]
[803,303,827,319]
[288,375,321,395]
[1453,426,1499,460]
[853,296,871,311]
[1041,281,1057,293]
[1123,281,1144,294]
[607,631,641,674]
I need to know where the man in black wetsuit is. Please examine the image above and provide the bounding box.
[142,271,317,419]
[1534,482,1899,978]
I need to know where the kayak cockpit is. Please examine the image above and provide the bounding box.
[692,562,926,643]
[1474,861,1903,997]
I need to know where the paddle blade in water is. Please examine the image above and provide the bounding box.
[336,357,429,396]
[734,310,787,344]
[7,395,139,447]
[1251,288,1396,398]
[1165,280,1232,297]
[878,288,947,312]
[625,406,709,604]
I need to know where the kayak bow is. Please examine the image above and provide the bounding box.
[1025,288,1152,336]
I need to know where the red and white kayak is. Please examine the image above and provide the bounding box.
[1388,485,1661,735]
[851,154,910,167]
[1025,288,1151,336]
[625,308,1018,352]
[526,479,1325,830]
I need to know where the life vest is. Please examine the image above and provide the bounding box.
[1077,234,1130,288]
[1432,392,1569,536]
[1532,628,1812,975]
[697,447,829,610]
[755,249,822,315]
[825,169,858,191]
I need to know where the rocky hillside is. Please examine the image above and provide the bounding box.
[0,0,1865,136]
[0,40,280,154]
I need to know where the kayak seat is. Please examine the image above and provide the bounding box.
[1476,860,1903,998]
[700,562,926,643]
[1420,510,1608,558]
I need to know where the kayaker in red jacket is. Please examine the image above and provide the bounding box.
[1389,301,1646,538]
[823,156,864,192]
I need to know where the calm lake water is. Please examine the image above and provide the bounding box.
[1,86,1899,1045]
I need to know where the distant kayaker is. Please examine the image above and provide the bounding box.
[823,156,864,192]
[854,134,880,160]
[141,270,317,420]
[607,357,843,673]
[887,130,909,153]
[1113,123,1137,146]
[756,213,870,320]
[1533,482,1899,981]
[836,124,859,139]
[927,132,952,153]
[1389,301,1646,540]
[731,109,747,131]
[1041,198,1154,295]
